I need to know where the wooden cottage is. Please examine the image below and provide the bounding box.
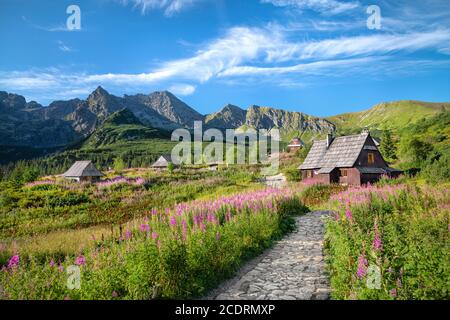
[287,137,304,153]
[298,131,402,186]
[63,161,104,182]
[152,155,175,169]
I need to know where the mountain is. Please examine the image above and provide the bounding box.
[1,87,449,166]
[205,104,336,141]
[0,87,196,150]
[125,91,204,127]
[81,108,171,148]
[204,104,247,129]
[328,100,450,134]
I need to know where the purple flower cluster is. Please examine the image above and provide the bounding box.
[7,255,19,269]
[96,176,146,188]
[75,255,86,266]
[356,255,368,279]
[24,180,56,188]
[331,184,406,205]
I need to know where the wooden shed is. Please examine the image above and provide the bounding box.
[287,137,304,153]
[63,161,104,182]
[152,155,175,169]
[298,131,402,186]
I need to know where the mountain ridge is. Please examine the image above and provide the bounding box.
[1,88,448,154]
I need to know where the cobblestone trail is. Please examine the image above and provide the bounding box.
[208,211,332,300]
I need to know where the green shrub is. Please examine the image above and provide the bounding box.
[300,184,346,207]
[45,191,90,208]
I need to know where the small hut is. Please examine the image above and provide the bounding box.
[152,155,174,170]
[298,131,402,186]
[287,137,304,153]
[63,161,103,182]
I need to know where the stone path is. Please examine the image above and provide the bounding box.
[207,211,332,300]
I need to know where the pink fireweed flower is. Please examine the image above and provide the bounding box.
[58,265,64,272]
[390,288,397,297]
[345,209,353,223]
[373,233,383,251]
[169,217,177,226]
[49,259,56,267]
[75,255,86,266]
[139,224,150,233]
[151,232,159,240]
[7,255,19,269]
[356,255,368,279]
[151,209,158,216]
[124,230,132,240]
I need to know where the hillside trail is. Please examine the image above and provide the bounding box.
[206,211,332,300]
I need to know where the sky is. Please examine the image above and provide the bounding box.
[0,0,450,116]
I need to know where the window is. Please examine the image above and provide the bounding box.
[340,169,348,177]
[368,152,375,165]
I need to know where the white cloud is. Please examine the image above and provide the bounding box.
[169,84,196,95]
[122,0,201,16]
[261,0,360,15]
[2,25,450,102]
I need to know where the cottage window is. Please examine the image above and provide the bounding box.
[340,169,348,177]
[368,152,375,165]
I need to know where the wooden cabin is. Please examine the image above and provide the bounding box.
[298,131,402,186]
[152,155,175,170]
[63,161,104,182]
[287,137,304,153]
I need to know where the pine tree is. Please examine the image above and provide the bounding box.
[380,130,397,161]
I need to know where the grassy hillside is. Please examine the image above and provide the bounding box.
[328,100,450,134]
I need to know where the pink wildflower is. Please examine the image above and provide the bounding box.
[345,209,353,222]
[112,291,119,298]
[373,233,383,251]
[49,259,56,267]
[75,255,86,266]
[151,232,159,239]
[139,224,150,232]
[390,288,397,297]
[169,217,177,226]
[356,255,368,278]
[7,255,19,269]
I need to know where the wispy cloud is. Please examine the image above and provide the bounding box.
[2,22,450,102]
[121,0,202,16]
[261,0,360,15]
[57,41,72,52]
[22,15,80,32]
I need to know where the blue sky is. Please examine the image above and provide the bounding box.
[1,0,450,116]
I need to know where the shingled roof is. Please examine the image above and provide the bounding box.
[63,161,103,178]
[152,155,173,168]
[299,133,370,170]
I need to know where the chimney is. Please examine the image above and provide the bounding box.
[326,133,333,148]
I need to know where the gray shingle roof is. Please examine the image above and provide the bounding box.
[152,155,173,168]
[299,133,369,170]
[63,161,103,177]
